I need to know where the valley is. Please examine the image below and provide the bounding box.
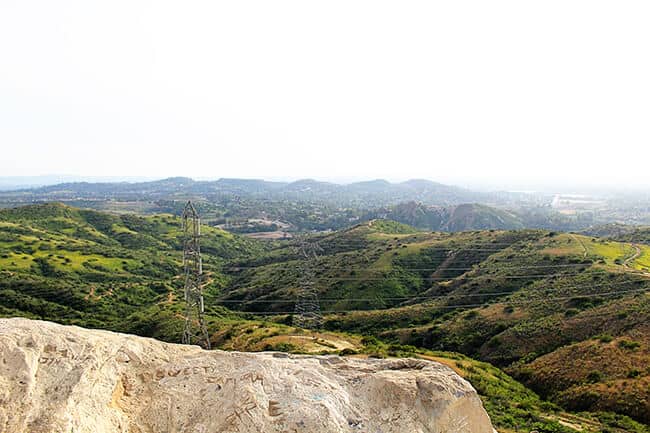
[1,202,649,432]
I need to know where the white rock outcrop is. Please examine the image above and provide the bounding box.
[0,318,494,433]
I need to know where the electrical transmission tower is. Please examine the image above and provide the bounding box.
[181,201,211,349]
[293,238,323,329]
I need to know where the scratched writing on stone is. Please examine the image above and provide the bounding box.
[223,395,258,431]
[37,344,90,366]
[143,366,264,388]
[148,365,220,381]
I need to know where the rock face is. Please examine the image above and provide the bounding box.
[0,318,494,433]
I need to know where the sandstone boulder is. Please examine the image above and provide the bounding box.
[0,318,494,433]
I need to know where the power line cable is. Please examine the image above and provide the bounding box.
[214,278,646,304]
[226,272,600,282]
[232,286,650,316]
[225,263,594,271]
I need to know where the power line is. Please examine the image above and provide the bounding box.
[225,263,593,271]
[12,269,643,301]
[236,240,533,249]
[12,277,645,315]
[279,238,540,245]
[306,273,588,281]
[232,286,650,316]
[226,272,596,282]
[214,278,646,304]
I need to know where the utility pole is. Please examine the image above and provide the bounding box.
[181,201,211,349]
[293,238,323,329]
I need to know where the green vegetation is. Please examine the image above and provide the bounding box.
[221,222,650,425]
[336,340,649,433]
[3,176,636,233]
[585,224,650,246]
[2,203,649,431]
[0,203,264,334]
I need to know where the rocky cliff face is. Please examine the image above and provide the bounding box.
[0,318,494,433]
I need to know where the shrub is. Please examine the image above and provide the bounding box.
[586,371,603,383]
[34,257,61,277]
[618,340,640,350]
[487,336,502,348]
[361,335,381,346]
[262,342,297,352]
[596,334,613,343]
[564,308,579,317]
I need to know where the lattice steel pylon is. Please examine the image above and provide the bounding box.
[181,201,211,349]
[292,238,323,329]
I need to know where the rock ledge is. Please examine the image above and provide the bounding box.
[0,318,493,433]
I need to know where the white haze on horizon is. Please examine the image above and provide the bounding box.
[1,1,649,187]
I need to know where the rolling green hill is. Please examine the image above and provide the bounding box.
[222,220,650,424]
[585,224,650,246]
[0,203,264,331]
[1,204,649,431]
[363,201,525,232]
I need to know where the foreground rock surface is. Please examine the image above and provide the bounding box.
[0,318,494,433]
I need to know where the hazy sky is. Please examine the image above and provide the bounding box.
[1,1,649,187]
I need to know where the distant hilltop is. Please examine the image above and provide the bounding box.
[0,175,493,206]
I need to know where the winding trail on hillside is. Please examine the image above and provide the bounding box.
[623,244,642,268]
[571,234,588,257]
[622,244,650,277]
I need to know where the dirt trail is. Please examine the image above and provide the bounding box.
[623,244,642,268]
[621,244,650,277]
[430,252,458,279]
[571,234,588,257]
[544,413,634,433]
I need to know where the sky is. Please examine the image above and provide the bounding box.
[1,1,649,188]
